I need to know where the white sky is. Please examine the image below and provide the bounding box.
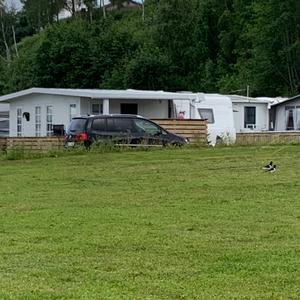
[4,0,22,11]
[4,0,142,11]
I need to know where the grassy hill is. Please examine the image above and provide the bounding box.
[1,145,300,299]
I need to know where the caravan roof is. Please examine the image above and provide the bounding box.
[227,95,271,104]
[0,88,197,103]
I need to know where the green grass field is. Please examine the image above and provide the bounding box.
[1,145,300,299]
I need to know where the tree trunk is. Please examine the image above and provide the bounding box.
[141,0,144,21]
[89,8,93,22]
[71,0,76,16]
[101,0,106,19]
[0,14,11,62]
[12,25,18,58]
[283,29,294,93]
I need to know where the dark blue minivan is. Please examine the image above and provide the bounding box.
[65,114,188,147]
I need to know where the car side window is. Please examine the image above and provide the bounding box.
[92,118,106,131]
[134,119,161,135]
[107,118,134,132]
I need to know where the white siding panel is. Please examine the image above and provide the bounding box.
[232,102,269,133]
[80,97,91,116]
[9,95,170,137]
[9,94,80,137]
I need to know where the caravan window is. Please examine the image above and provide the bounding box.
[244,106,256,129]
[91,103,103,115]
[285,107,295,130]
[284,106,300,130]
[198,108,214,123]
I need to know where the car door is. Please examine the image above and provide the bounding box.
[89,117,108,142]
[106,117,135,144]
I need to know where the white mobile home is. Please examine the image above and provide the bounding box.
[0,88,195,137]
[174,93,236,145]
[227,95,270,133]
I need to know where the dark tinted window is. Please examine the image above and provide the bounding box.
[133,119,161,135]
[244,107,256,128]
[107,118,134,132]
[92,118,106,131]
[67,118,87,132]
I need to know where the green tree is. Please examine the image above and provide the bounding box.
[3,33,44,93]
[3,0,300,97]
[229,0,300,96]
[30,18,137,88]
[21,0,65,31]
[151,0,224,91]
[83,0,97,21]
[0,4,20,62]
[103,47,174,90]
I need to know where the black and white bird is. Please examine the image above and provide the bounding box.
[262,161,273,170]
[266,165,276,173]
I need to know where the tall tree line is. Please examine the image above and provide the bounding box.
[1,0,300,96]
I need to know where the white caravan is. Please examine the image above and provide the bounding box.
[173,93,236,145]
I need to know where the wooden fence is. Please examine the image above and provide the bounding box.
[2,137,65,151]
[236,131,300,145]
[0,137,7,151]
[153,119,208,144]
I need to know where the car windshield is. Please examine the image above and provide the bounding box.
[133,119,161,135]
[67,118,87,133]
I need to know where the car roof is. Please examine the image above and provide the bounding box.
[73,114,144,119]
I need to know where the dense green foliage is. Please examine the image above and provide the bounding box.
[1,0,300,96]
[1,145,300,298]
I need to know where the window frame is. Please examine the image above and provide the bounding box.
[16,107,22,137]
[285,106,296,130]
[46,105,53,136]
[244,106,256,129]
[35,106,41,137]
[91,103,103,115]
[197,108,215,124]
[296,106,300,130]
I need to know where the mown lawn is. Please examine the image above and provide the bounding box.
[1,145,300,299]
